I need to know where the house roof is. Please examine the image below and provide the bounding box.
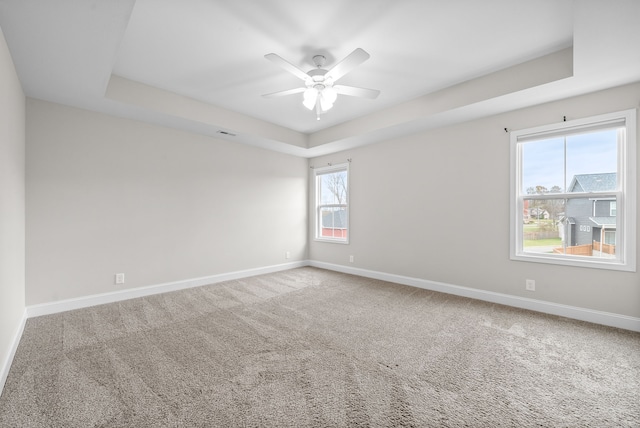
[568,173,616,193]
[590,217,617,227]
[322,210,347,229]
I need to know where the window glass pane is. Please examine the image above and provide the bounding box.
[523,198,564,253]
[604,231,616,246]
[566,129,617,191]
[522,129,618,194]
[522,137,564,193]
[523,197,616,259]
[320,207,347,238]
[319,170,348,205]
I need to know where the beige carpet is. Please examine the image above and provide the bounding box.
[1,267,638,427]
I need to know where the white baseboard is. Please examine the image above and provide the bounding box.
[0,308,27,397]
[23,259,640,331]
[26,261,308,318]
[309,261,640,332]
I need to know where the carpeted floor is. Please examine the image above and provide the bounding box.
[1,267,639,427]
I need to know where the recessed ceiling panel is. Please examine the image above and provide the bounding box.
[113,0,574,133]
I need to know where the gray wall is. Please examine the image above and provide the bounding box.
[26,100,308,305]
[310,82,640,318]
[11,50,640,334]
[0,27,25,382]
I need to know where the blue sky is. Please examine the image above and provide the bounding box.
[522,129,618,192]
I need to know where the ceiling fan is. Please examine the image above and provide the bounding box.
[263,48,380,120]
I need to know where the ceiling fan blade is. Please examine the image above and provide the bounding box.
[262,87,305,98]
[264,53,309,81]
[334,85,380,99]
[325,48,370,82]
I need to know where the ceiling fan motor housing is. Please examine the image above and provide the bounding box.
[312,54,326,67]
[263,48,379,119]
[306,68,331,90]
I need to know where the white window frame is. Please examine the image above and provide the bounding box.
[314,163,349,244]
[510,109,636,271]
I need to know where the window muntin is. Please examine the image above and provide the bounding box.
[314,163,349,243]
[511,109,636,271]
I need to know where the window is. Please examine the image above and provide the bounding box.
[314,163,349,243]
[510,109,636,271]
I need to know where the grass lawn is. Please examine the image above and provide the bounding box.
[524,238,562,247]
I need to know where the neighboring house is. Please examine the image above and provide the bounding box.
[529,207,549,220]
[562,173,616,252]
[321,209,347,238]
[524,200,549,223]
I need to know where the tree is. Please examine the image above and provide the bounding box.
[526,184,563,229]
[535,185,549,194]
[545,185,564,228]
[323,171,347,204]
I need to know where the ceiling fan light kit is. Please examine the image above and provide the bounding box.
[263,48,380,120]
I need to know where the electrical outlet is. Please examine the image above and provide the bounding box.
[525,279,535,291]
[115,273,125,284]
[349,255,354,263]
[285,251,291,259]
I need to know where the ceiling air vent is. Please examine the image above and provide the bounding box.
[216,130,236,137]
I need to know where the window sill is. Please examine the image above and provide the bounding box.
[314,237,349,245]
[510,252,635,272]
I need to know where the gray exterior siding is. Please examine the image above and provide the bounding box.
[564,173,617,247]
[565,198,593,246]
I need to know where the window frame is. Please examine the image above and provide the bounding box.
[314,163,350,244]
[510,109,636,271]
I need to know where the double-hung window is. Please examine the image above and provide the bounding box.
[510,109,636,271]
[314,163,349,243]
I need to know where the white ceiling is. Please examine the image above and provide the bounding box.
[1,0,639,157]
